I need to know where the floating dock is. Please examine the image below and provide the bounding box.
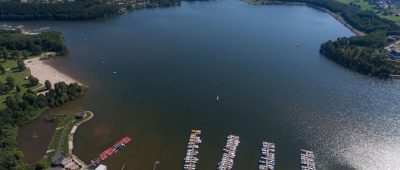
[217,135,240,170]
[90,137,132,167]
[184,130,202,170]
[258,141,275,170]
[300,149,316,170]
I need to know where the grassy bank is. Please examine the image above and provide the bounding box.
[0,28,85,170]
[337,0,400,25]
[34,111,92,169]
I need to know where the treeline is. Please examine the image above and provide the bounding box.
[269,0,400,34]
[320,36,400,78]
[149,0,180,6]
[0,82,84,169]
[255,0,400,78]
[0,29,83,169]
[0,1,122,20]
[0,30,67,56]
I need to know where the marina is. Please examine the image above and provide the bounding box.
[300,149,316,170]
[14,1,388,168]
[258,141,275,170]
[217,135,240,170]
[90,137,132,167]
[183,130,202,170]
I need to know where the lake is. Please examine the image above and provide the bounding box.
[13,0,400,169]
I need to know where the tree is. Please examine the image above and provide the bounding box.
[11,51,21,59]
[22,51,29,58]
[0,64,5,74]
[28,76,39,87]
[35,159,49,170]
[45,80,52,90]
[0,81,7,94]
[1,47,8,60]
[17,59,26,71]
[31,45,42,56]
[6,76,15,90]
[16,85,21,93]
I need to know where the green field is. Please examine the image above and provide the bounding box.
[337,0,400,25]
[337,0,375,11]
[0,59,41,109]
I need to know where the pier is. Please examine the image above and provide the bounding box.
[89,137,132,168]
[217,135,240,170]
[258,141,275,170]
[184,130,202,170]
[300,149,316,170]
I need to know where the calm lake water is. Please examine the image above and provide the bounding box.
[12,0,400,169]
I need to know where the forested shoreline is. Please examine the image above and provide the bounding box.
[0,30,85,170]
[250,0,400,79]
[0,1,122,20]
[0,0,181,21]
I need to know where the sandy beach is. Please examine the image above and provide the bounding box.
[24,57,80,86]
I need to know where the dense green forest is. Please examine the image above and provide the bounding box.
[251,0,400,78]
[0,83,84,170]
[0,1,122,20]
[0,30,84,169]
[0,0,182,21]
[0,30,67,54]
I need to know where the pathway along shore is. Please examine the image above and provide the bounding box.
[68,111,94,168]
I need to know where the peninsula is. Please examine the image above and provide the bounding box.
[0,29,85,169]
[249,0,400,79]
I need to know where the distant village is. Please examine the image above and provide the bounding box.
[386,35,400,60]
[374,0,400,9]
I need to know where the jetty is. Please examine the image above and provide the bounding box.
[258,141,275,170]
[300,149,316,170]
[184,130,202,170]
[89,137,133,168]
[217,135,240,170]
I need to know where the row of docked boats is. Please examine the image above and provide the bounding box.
[217,135,240,170]
[184,130,202,170]
[90,137,132,167]
[258,141,275,170]
[181,130,317,170]
[300,149,316,170]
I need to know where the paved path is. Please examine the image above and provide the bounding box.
[68,111,94,168]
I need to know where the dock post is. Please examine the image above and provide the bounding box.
[152,160,160,170]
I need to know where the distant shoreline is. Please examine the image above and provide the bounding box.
[313,5,365,36]
[246,0,365,36]
[24,55,82,87]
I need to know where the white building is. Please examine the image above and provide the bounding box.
[95,164,107,170]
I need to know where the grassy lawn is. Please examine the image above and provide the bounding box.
[381,15,400,25]
[36,112,90,169]
[37,114,75,168]
[337,0,375,11]
[0,59,41,109]
[337,0,400,25]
